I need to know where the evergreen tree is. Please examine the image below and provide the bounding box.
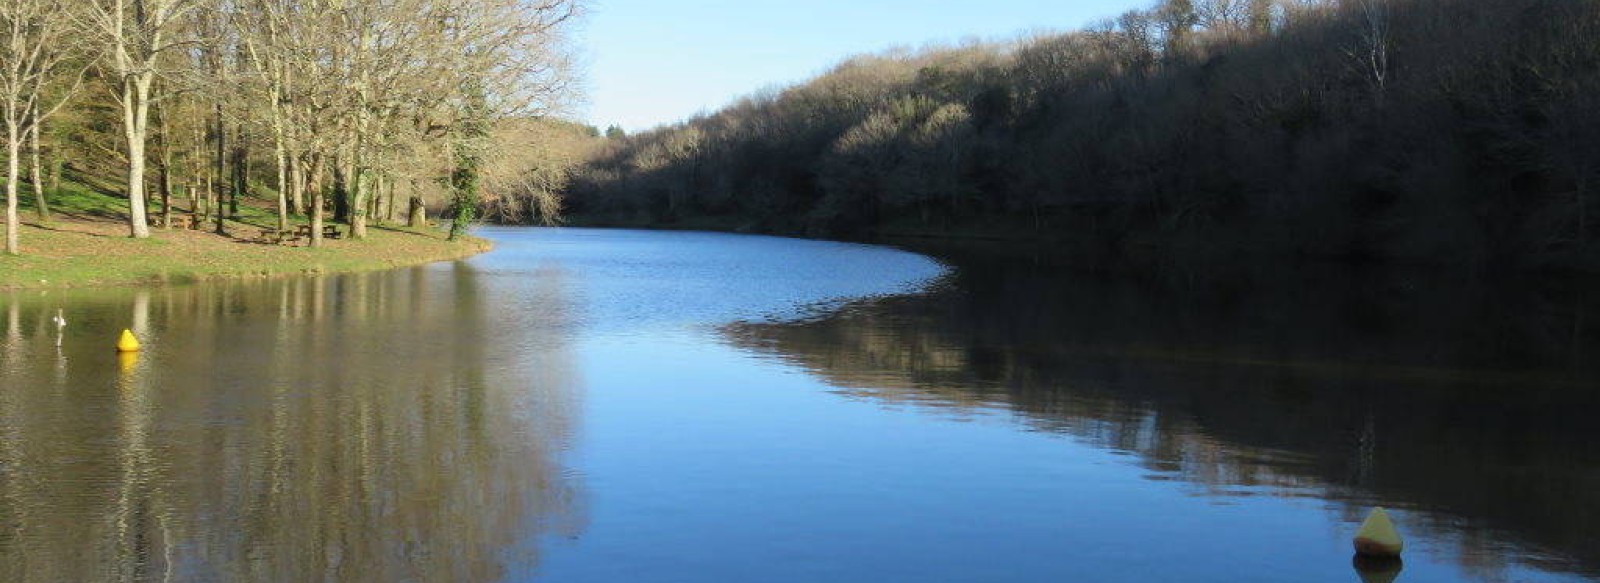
[448,82,489,241]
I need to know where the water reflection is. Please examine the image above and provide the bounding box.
[0,264,582,582]
[725,246,1600,580]
[1356,556,1406,583]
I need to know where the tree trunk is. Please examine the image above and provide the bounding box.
[308,154,325,248]
[230,123,245,218]
[408,194,426,228]
[288,151,304,220]
[349,166,369,239]
[190,123,203,225]
[268,73,294,222]
[368,173,383,226]
[349,31,373,241]
[190,176,203,227]
[384,175,398,223]
[290,156,304,216]
[213,102,226,235]
[123,75,153,239]
[5,124,20,255]
[351,166,369,239]
[274,135,289,231]
[148,175,158,220]
[159,164,172,229]
[28,102,47,222]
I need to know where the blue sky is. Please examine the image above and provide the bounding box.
[578,0,1152,132]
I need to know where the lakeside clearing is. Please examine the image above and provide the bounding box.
[2,181,489,291]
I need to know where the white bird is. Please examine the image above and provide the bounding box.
[52,309,65,347]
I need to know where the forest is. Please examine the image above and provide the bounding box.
[568,0,1600,272]
[0,0,591,257]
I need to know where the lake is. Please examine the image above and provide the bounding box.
[1,227,1596,582]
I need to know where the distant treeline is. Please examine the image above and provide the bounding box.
[568,0,1600,271]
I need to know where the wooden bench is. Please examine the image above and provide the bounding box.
[149,214,200,229]
[256,227,296,245]
[294,224,343,241]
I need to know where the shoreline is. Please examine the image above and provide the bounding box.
[1,215,492,291]
[561,214,1600,281]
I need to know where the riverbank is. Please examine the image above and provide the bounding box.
[563,212,1197,278]
[563,213,1076,247]
[2,190,489,290]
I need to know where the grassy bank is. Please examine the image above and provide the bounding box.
[2,180,490,290]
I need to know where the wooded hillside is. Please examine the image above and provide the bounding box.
[570,0,1600,272]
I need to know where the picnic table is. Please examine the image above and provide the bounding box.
[254,224,341,245]
[295,224,343,240]
[255,227,294,245]
[147,214,199,229]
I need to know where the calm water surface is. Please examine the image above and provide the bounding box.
[1,227,1596,582]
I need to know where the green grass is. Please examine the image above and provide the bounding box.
[24,176,292,227]
[4,178,489,290]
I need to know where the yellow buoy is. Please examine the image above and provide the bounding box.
[1354,507,1404,558]
[116,329,142,353]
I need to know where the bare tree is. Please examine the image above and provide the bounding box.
[84,0,202,239]
[1157,0,1200,58]
[237,0,291,230]
[1,0,81,254]
[1345,0,1390,104]
[1248,0,1276,34]
[440,0,582,240]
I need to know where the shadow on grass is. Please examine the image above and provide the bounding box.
[31,208,129,223]
[372,223,448,240]
[22,219,120,239]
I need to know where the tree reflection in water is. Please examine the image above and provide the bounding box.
[725,247,1600,581]
[0,263,583,582]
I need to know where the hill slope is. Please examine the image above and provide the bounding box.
[569,0,1600,272]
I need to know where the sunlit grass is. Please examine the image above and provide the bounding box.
[3,179,488,290]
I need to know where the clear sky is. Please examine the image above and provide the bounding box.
[579,0,1151,132]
